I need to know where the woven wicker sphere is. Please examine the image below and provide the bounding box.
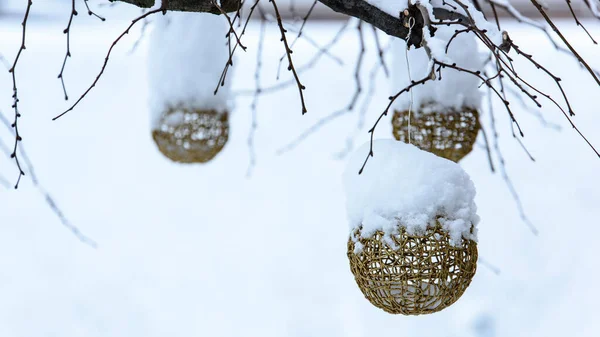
[347,222,478,315]
[391,107,481,162]
[152,107,229,163]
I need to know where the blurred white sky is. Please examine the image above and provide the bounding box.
[0,3,599,337]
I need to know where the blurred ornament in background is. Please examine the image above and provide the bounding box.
[344,140,480,315]
[152,107,229,163]
[392,105,481,162]
[390,22,484,162]
[147,10,233,164]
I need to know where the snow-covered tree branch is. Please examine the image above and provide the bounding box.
[114,0,242,13]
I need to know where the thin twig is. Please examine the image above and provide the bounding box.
[528,0,600,85]
[511,44,599,157]
[0,174,9,189]
[211,0,247,51]
[53,4,166,120]
[371,24,389,78]
[359,67,435,174]
[583,0,600,19]
[488,0,600,82]
[233,20,350,97]
[565,0,597,44]
[336,58,384,159]
[277,21,365,154]
[0,112,96,246]
[247,7,267,178]
[214,0,260,95]
[479,124,496,172]
[276,0,317,77]
[274,25,344,67]
[0,54,10,69]
[128,9,151,54]
[83,0,106,20]
[8,0,33,189]
[270,0,307,114]
[58,0,78,101]
[505,85,561,130]
[479,257,501,275]
[486,81,538,235]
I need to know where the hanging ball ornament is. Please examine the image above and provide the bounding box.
[347,221,478,315]
[392,105,481,162]
[152,107,229,163]
[343,140,480,315]
[147,12,233,164]
[390,15,484,162]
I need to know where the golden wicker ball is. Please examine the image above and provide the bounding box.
[348,222,478,315]
[392,107,481,162]
[152,107,229,163]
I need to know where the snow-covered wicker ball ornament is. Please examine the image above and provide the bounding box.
[347,222,478,315]
[152,107,229,163]
[390,22,484,162]
[344,140,480,315]
[147,12,233,164]
[391,106,481,162]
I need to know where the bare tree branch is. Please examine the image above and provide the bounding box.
[270,0,307,114]
[113,0,241,13]
[128,9,152,54]
[83,0,106,21]
[58,0,77,101]
[0,111,96,246]
[214,0,260,95]
[53,3,168,120]
[7,0,33,189]
[247,6,267,178]
[277,20,365,154]
[359,66,436,174]
[528,0,600,86]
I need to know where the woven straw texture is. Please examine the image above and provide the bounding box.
[392,107,480,162]
[348,223,478,315]
[152,107,229,163]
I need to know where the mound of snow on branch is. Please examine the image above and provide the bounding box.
[343,140,479,246]
[147,11,233,129]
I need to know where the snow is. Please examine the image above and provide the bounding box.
[343,140,479,246]
[147,11,233,129]
[366,0,501,47]
[0,9,599,337]
[366,0,410,18]
[368,0,500,116]
[391,23,484,114]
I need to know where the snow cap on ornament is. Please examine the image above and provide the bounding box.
[344,140,479,315]
[147,11,233,163]
[391,22,485,162]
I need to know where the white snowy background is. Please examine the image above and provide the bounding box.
[0,1,599,337]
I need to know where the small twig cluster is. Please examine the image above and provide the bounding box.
[7,0,33,190]
[270,0,307,114]
[0,111,97,246]
[53,1,168,121]
[59,0,106,101]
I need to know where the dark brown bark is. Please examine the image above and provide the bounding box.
[114,0,468,47]
[115,0,241,14]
